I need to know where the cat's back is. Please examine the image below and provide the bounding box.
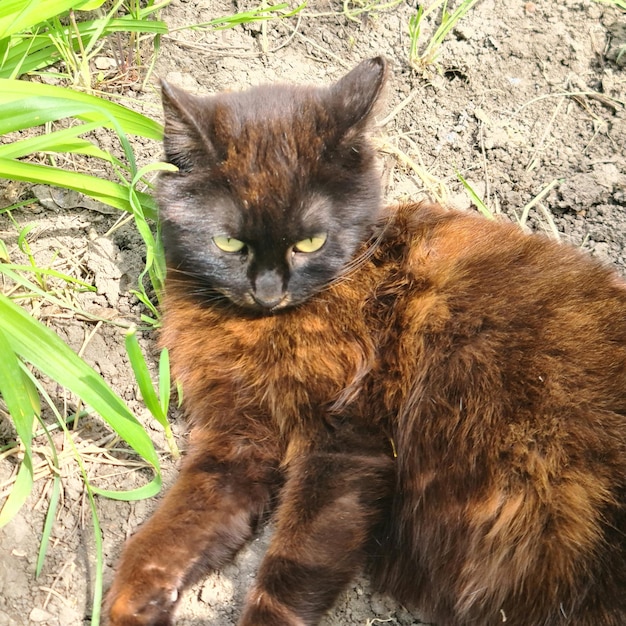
[372,202,626,625]
[383,201,626,403]
[382,201,626,472]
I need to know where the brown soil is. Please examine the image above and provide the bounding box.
[1,0,625,624]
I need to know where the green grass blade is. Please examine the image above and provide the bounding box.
[0,79,163,139]
[190,2,305,30]
[34,416,61,577]
[0,0,93,39]
[0,239,9,262]
[75,0,107,9]
[128,162,173,302]
[0,327,39,451]
[86,481,103,626]
[0,263,96,291]
[102,16,168,34]
[0,325,38,527]
[125,327,167,425]
[125,329,180,459]
[456,170,493,219]
[158,347,170,418]
[0,458,34,527]
[0,98,104,135]
[0,293,160,473]
[0,158,157,217]
[91,480,161,500]
[35,472,61,575]
[0,120,121,162]
[431,0,480,47]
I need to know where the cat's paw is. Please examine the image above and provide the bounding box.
[106,566,181,626]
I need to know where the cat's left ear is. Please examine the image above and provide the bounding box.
[329,57,388,137]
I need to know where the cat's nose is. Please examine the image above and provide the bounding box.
[252,270,286,309]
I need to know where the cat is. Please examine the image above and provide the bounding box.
[106,57,626,626]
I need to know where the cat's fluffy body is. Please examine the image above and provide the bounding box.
[107,58,626,626]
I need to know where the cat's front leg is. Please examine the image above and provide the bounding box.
[238,447,394,626]
[106,429,279,626]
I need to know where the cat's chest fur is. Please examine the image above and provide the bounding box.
[159,207,444,437]
[161,257,387,432]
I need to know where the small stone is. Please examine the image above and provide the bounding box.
[94,56,116,70]
[29,607,53,622]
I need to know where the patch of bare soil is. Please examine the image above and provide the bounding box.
[1,0,625,624]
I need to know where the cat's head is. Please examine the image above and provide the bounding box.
[158,57,387,312]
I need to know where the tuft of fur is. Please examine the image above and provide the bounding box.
[107,58,626,626]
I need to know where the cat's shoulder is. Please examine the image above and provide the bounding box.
[385,201,617,273]
[377,201,626,306]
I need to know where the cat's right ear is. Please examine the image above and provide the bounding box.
[160,81,218,172]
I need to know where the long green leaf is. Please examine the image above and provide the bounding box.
[158,348,170,418]
[0,326,39,447]
[0,326,38,527]
[0,0,94,39]
[0,121,121,162]
[0,293,161,477]
[191,2,305,29]
[0,98,110,135]
[125,329,179,459]
[35,427,61,576]
[125,328,167,425]
[0,459,33,527]
[0,79,163,139]
[0,263,96,290]
[0,158,158,217]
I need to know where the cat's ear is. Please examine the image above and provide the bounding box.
[328,56,388,139]
[160,81,218,172]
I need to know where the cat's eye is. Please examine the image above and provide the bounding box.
[293,233,327,254]
[213,235,246,253]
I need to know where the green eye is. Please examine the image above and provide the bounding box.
[293,233,327,253]
[213,235,246,253]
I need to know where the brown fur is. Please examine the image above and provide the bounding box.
[107,60,626,626]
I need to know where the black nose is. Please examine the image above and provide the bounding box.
[252,269,286,308]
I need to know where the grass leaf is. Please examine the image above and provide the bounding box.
[0,120,122,161]
[456,170,493,219]
[125,328,179,459]
[158,348,171,420]
[0,293,161,483]
[0,158,158,217]
[125,327,167,425]
[0,0,93,40]
[0,326,38,527]
[0,79,163,139]
[0,457,34,527]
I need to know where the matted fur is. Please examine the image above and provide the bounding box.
[107,58,626,626]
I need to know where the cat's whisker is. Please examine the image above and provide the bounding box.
[320,224,390,293]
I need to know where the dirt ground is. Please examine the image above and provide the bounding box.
[1,0,626,624]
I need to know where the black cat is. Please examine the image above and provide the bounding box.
[107,57,626,626]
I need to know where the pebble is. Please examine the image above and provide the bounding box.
[29,607,53,622]
[94,56,116,70]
